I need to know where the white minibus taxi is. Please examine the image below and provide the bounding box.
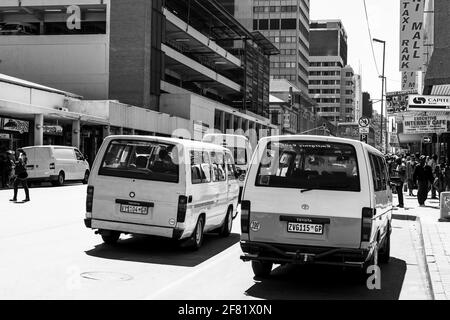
[240,135,393,277]
[202,134,253,198]
[84,136,240,249]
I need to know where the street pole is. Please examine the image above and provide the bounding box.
[374,38,386,153]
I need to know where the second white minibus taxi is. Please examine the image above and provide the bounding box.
[240,135,393,278]
[84,136,240,249]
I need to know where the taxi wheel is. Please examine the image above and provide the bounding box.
[379,227,391,264]
[220,207,233,237]
[252,261,273,278]
[190,216,204,251]
[101,231,120,245]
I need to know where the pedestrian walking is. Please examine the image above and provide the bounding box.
[393,157,407,208]
[413,156,434,207]
[429,154,438,199]
[9,149,30,202]
[406,156,416,196]
[434,163,445,199]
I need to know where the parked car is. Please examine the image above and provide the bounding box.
[84,136,240,249]
[22,146,90,186]
[240,135,393,278]
[0,23,37,35]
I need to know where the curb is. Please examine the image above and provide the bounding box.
[393,213,435,300]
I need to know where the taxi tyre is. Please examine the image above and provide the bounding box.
[101,231,121,245]
[379,225,391,264]
[252,260,273,278]
[190,216,205,251]
[220,206,233,237]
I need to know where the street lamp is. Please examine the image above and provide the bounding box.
[373,38,386,153]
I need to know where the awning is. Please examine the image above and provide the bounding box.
[251,31,280,56]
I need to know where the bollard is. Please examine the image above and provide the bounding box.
[439,192,450,222]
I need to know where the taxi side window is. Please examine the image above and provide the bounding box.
[210,151,226,182]
[190,150,211,184]
[369,154,387,191]
[225,152,237,180]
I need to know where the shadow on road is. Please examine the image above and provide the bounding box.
[245,258,407,300]
[85,232,240,267]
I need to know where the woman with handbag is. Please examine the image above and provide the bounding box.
[9,149,30,202]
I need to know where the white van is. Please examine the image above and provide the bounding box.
[84,136,240,249]
[22,146,90,186]
[240,135,393,277]
[202,134,253,195]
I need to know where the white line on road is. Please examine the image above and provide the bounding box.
[143,242,242,300]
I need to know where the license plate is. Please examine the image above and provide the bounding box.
[287,222,323,235]
[120,204,148,215]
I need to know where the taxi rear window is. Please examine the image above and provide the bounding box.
[99,140,179,183]
[256,141,360,192]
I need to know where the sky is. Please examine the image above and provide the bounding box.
[310,0,402,114]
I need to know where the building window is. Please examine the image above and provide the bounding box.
[259,19,269,30]
[270,19,280,30]
[281,19,297,30]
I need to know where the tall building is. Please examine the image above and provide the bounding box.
[308,20,356,125]
[252,0,311,93]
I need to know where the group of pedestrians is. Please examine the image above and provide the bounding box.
[0,148,30,202]
[388,153,450,208]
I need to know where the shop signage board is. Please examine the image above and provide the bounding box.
[402,71,418,91]
[386,90,417,115]
[408,95,450,111]
[403,114,448,134]
[0,118,29,134]
[399,0,425,71]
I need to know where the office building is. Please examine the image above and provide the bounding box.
[309,20,356,125]
[252,0,311,93]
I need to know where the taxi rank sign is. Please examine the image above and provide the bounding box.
[399,0,425,72]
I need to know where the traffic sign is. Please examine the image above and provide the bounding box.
[360,134,368,143]
[358,117,370,127]
[423,136,432,144]
[359,127,370,134]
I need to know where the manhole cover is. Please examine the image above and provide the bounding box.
[80,272,133,281]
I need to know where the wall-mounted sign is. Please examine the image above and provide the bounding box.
[399,0,425,71]
[423,136,432,144]
[408,95,450,111]
[283,112,291,129]
[403,114,448,134]
[43,125,64,136]
[0,134,11,140]
[386,90,417,115]
[402,71,418,91]
[0,118,29,134]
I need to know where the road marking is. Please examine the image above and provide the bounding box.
[143,242,242,300]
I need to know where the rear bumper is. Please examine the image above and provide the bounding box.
[240,241,370,267]
[85,218,186,240]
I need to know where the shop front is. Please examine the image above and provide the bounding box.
[0,117,30,150]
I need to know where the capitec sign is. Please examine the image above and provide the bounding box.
[408,95,450,111]
[403,114,448,134]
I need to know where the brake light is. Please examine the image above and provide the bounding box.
[49,163,55,170]
[241,200,251,234]
[86,186,94,213]
[177,196,188,223]
[361,207,375,242]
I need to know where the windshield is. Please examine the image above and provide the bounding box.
[98,140,179,183]
[256,141,360,192]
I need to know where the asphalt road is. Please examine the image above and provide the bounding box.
[0,184,432,300]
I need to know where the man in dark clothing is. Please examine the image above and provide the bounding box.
[394,157,407,208]
[413,156,434,206]
[9,149,30,202]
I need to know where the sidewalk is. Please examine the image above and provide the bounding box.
[395,192,450,300]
